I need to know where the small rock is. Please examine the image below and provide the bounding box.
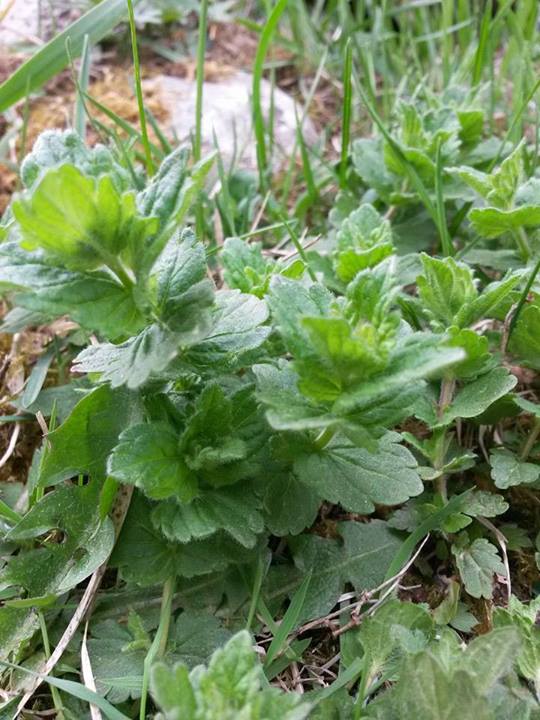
[144,71,317,171]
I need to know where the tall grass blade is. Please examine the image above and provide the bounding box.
[74,34,91,139]
[126,0,154,176]
[252,0,289,189]
[339,38,353,189]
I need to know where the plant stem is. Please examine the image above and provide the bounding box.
[126,0,154,177]
[435,378,455,502]
[512,227,531,263]
[314,426,336,450]
[139,576,175,720]
[520,417,540,461]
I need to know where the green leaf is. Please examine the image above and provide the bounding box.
[72,323,191,389]
[40,384,142,486]
[469,205,540,238]
[222,237,274,297]
[0,242,144,339]
[111,494,256,585]
[137,145,190,227]
[509,301,540,370]
[12,164,157,271]
[88,610,231,702]
[254,362,334,432]
[294,433,423,513]
[153,229,215,333]
[186,290,270,369]
[150,631,311,720]
[355,599,434,679]
[333,335,464,416]
[452,537,506,599]
[0,0,143,112]
[0,482,114,660]
[334,204,394,282]
[20,129,131,191]
[393,652,492,720]
[441,367,517,424]
[151,483,264,548]
[6,482,114,594]
[490,448,540,489]
[444,327,494,379]
[256,470,321,536]
[351,138,393,195]
[269,520,402,622]
[417,254,477,328]
[494,597,540,688]
[108,422,197,503]
[268,276,333,358]
[454,272,522,327]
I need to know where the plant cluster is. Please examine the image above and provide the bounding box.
[0,1,539,718]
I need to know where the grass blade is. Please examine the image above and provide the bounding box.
[0,660,129,720]
[435,136,453,256]
[74,34,91,138]
[126,0,154,176]
[252,0,289,189]
[339,38,353,189]
[264,571,312,668]
[0,0,142,112]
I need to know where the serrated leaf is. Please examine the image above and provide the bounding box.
[111,494,256,585]
[12,164,157,271]
[88,610,231,703]
[268,276,334,358]
[39,384,142,486]
[452,537,506,599]
[417,254,477,328]
[151,631,311,720]
[254,362,335,431]
[186,290,270,369]
[494,597,540,687]
[490,448,540,489]
[222,237,273,296]
[454,271,522,327]
[20,129,131,191]
[294,433,423,513]
[73,324,184,389]
[108,422,197,503]
[356,599,434,678]
[151,483,264,548]
[269,520,402,622]
[394,652,491,720]
[256,471,321,536]
[153,229,214,333]
[0,242,144,339]
[137,146,190,226]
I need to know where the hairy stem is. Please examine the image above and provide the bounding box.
[314,426,336,451]
[520,416,540,461]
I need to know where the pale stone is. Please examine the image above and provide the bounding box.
[144,71,317,171]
